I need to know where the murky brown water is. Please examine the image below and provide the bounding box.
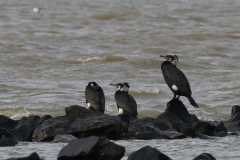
[0,0,240,159]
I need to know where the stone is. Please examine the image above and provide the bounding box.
[181,128,196,138]
[140,117,155,124]
[193,153,216,160]
[164,131,186,139]
[38,115,52,124]
[32,105,121,142]
[135,131,171,140]
[53,134,78,143]
[127,146,172,160]
[0,128,13,139]
[0,115,17,130]
[0,135,18,147]
[231,105,240,119]
[57,136,125,160]
[193,121,216,137]
[213,121,227,137]
[7,152,41,160]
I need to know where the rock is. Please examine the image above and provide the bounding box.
[135,131,171,140]
[0,115,17,130]
[223,121,240,132]
[32,105,121,142]
[140,117,155,124]
[57,136,125,160]
[38,115,52,124]
[181,128,196,138]
[231,105,240,119]
[8,116,40,141]
[213,121,227,137]
[0,128,13,139]
[153,99,198,132]
[7,152,41,160]
[164,131,186,139]
[53,134,78,143]
[127,146,172,160]
[193,153,216,160]
[0,135,18,147]
[193,121,216,137]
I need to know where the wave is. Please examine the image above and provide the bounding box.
[77,55,126,63]
[130,88,162,95]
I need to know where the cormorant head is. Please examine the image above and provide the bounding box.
[110,82,130,92]
[88,82,99,90]
[160,55,179,67]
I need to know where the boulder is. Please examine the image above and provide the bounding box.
[0,135,18,147]
[193,153,216,160]
[7,152,41,160]
[38,115,52,124]
[135,131,171,140]
[0,115,17,129]
[153,99,198,132]
[53,134,78,143]
[230,105,240,122]
[193,121,216,137]
[8,116,40,141]
[213,121,227,137]
[32,105,121,142]
[164,131,186,139]
[127,146,172,160]
[0,128,13,139]
[57,136,125,160]
[140,117,155,124]
[181,128,196,138]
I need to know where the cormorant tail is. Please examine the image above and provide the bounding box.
[188,96,199,108]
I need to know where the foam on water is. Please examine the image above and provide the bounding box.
[77,55,126,63]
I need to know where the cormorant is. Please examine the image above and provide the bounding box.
[85,82,105,113]
[160,55,199,108]
[110,82,138,117]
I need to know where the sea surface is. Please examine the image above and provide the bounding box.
[0,0,240,159]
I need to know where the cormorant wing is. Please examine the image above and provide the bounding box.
[163,65,192,96]
[115,91,138,117]
[85,86,100,103]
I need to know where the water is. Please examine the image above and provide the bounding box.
[0,0,240,159]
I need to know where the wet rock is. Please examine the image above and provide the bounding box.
[181,128,196,138]
[164,131,186,139]
[8,116,40,141]
[135,131,171,140]
[57,136,125,160]
[230,105,240,122]
[127,146,172,160]
[140,117,155,124]
[153,99,198,132]
[193,153,216,160]
[7,152,41,160]
[32,105,121,142]
[38,115,52,124]
[0,128,13,139]
[213,121,227,137]
[0,115,17,130]
[53,134,78,143]
[224,121,240,132]
[193,121,216,137]
[0,135,18,147]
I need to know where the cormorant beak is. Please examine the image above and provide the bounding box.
[110,83,117,88]
[160,55,168,60]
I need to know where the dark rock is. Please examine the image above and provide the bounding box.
[181,128,196,138]
[231,113,240,122]
[231,105,240,119]
[164,131,186,139]
[193,121,216,137]
[153,111,184,132]
[121,133,134,140]
[0,115,17,130]
[0,135,18,147]
[140,117,155,124]
[224,121,240,132]
[135,131,171,140]
[53,134,78,143]
[0,128,13,139]
[7,152,41,160]
[32,105,121,142]
[153,99,198,132]
[57,136,125,160]
[193,153,216,160]
[213,121,227,137]
[127,146,172,160]
[8,116,40,141]
[38,115,52,124]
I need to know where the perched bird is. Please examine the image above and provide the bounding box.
[110,82,138,118]
[85,82,105,113]
[160,55,199,108]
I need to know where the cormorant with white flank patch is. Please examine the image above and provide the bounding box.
[160,55,199,108]
[85,82,105,113]
[110,82,138,117]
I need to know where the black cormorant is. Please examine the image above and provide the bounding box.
[160,55,199,108]
[85,82,105,113]
[110,82,138,117]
